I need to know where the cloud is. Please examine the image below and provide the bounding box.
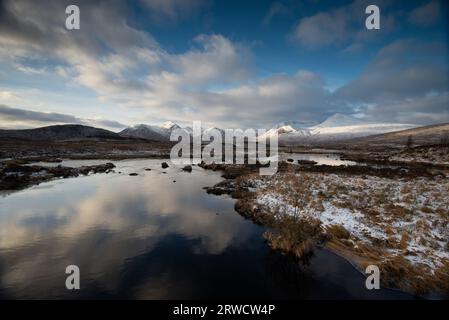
[408,1,441,27]
[340,43,364,55]
[140,0,210,23]
[0,105,126,130]
[0,0,447,129]
[335,40,449,124]
[362,94,449,124]
[293,9,350,47]
[291,0,394,48]
[0,91,21,102]
[0,0,334,128]
[262,2,290,25]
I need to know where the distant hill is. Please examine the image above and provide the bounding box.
[119,121,181,141]
[0,124,123,141]
[346,123,449,146]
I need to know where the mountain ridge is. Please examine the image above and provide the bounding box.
[0,124,123,141]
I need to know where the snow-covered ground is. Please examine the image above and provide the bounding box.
[244,172,449,272]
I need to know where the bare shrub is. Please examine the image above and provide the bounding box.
[264,215,322,259]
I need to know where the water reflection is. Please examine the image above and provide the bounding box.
[0,159,413,299]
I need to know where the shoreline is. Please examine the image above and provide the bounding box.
[200,160,449,298]
[2,150,448,298]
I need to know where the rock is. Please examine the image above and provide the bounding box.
[287,158,294,162]
[0,162,116,191]
[145,168,152,171]
[182,165,192,172]
[129,173,138,176]
[297,160,317,165]
[161,162,169,169]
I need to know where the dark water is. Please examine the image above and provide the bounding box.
[0,159,415,299]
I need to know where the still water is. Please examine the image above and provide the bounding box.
[0,159,414,299]
[280,153,357,166]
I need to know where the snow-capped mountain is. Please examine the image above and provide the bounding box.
[311,113,364,128]
[259,120,311,141]
[260,113,418,142]
[309,114,417,140]
[120,114,418,143]
[120,121,224,141]
[119,121,181,141]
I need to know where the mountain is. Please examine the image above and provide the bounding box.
[119,121,181,141]
[0,124,122,141]
[346,123,449,146]
[309,114,417,140]
[259,121,311,141]
[120,124,167,141]
[311,113,365,128]
[260,114,418,143]
[120,122,228,141]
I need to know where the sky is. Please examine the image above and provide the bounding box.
[0,0,448,130]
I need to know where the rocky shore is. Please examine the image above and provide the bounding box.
[0,160,116,191]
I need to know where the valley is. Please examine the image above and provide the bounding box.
[1,120,448,298]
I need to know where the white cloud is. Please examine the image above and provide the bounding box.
[0,0,447,129]
[0,104,126,130]
[291,0,395,48]
[335,40,449,124]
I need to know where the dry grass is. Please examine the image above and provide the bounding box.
[203,158,449,296]
[263,215,322,259]
[231,170,449,295]
[326,224,351,240]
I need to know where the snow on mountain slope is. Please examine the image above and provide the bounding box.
[260,114,418,142]
[310,123,417,139]
[161,121,180,130]
[119,121,182,141]
[259,121,311,141]
[119,124,167,140]
[120,122,223,141]
[120,114,418,143]
[309,114,417,139]
[311,113,366,128]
